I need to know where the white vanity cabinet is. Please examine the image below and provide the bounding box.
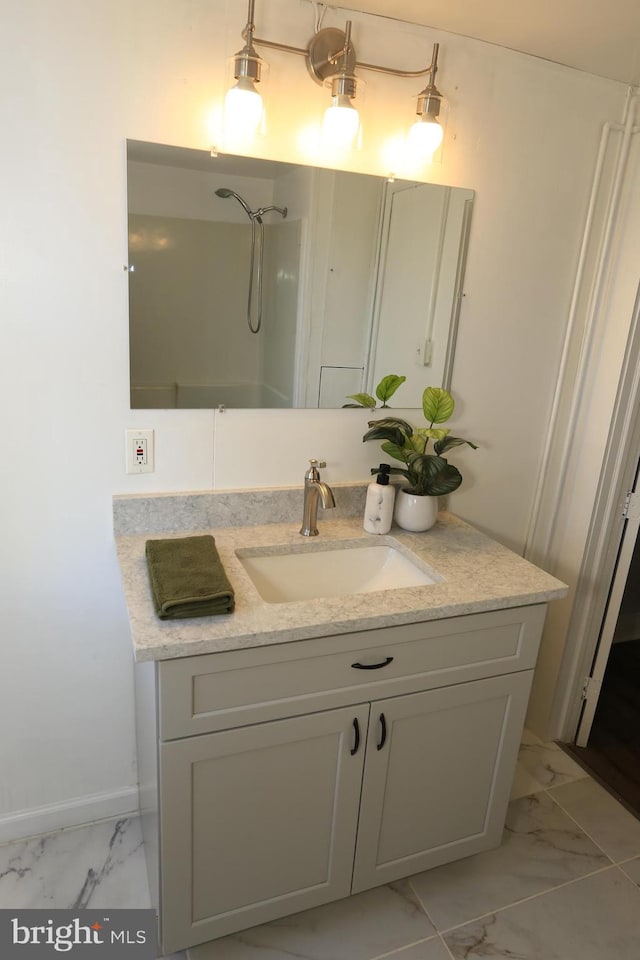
[160,704,369,949]
[351,670,531,893]
[137,604,546,954]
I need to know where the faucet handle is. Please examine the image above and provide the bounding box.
[305,458,326,481]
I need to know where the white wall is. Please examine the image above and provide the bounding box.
[525,124,640,738]
[0,0,627,837]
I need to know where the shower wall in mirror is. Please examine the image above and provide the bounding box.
[127,140,474,409]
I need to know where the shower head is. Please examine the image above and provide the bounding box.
[214,187,252,218]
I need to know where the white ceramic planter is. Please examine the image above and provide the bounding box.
[393,489,438,532]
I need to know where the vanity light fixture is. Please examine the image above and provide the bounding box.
[224,0,446,157]
[318,20,361,150]
[224,0,265,141]
[407,44,444,161]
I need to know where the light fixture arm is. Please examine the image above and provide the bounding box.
[240,0,256,45]
[415,44,442,121]
[233,0,262,85]
[338,20,352,68]
[430,42,439,85]
[247,13,440,86]
[356,40,440,81]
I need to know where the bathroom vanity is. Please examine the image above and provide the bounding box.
[114,488,567,955]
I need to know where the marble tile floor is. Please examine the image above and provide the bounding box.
[1,732,639,960]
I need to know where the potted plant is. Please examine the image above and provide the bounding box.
[343,374,406,409]
[362,386,477,531]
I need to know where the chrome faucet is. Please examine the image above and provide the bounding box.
[300,459,336,536]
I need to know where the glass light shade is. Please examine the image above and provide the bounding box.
[407,116,443,161]
[224,78,263,141]
[322,95,360,150]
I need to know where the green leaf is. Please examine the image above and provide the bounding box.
[406,452,444,476]
[433,435,479,455]
[346,392,377,408]
[407,434,426,454]
[400,452,437,495]
[363,424,407,447]
[403,455,462,495]
[380,440,409,463]
[422,386,455,424]
[424,462,463,496]
[417,427,450,441]
[396,453,463,496]
[367,417,414,436]
[375,374,406,404]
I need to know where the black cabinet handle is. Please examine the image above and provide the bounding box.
[351,656,394,670]
[350,717,361,756]
[377,713,387,751]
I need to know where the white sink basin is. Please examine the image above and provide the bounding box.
[237,538,440,603]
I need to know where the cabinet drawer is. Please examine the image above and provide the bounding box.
[158,605,546,740]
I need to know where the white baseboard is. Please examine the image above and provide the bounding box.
[0,787,139,846]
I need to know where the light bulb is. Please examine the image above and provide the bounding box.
[322,95,360,150]
[407,116,443,162]
[224,77,263,141]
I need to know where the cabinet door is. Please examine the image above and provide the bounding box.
[159,704,369,953]
[352,671,532,893]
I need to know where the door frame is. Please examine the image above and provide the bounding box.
[553,281,640,742]
[575,460,640,745]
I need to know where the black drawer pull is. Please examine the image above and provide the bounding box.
[351,656,394,670]
[377,713,387,751]
[350,717,361,756]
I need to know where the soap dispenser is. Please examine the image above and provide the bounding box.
[364,464,395,534]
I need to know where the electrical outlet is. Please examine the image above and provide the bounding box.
[126,428,154,474]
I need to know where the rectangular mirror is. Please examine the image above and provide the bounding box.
[127,140,474,409]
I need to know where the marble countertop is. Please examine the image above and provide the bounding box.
[115,511,568,663]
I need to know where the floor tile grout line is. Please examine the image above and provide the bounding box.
[541,786,611,857]
[406,876,440,934]
[616,853,640,867]
[368,879,443,960]
[542,784,640,864]
[436,860,624,937]
[438,932,458,960]
[616,863,640,892]
[369,932,442,960]
[369,932,458,960]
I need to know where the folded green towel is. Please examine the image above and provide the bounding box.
[145,535,235,619]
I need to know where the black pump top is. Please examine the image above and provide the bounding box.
[375,463,391,486]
